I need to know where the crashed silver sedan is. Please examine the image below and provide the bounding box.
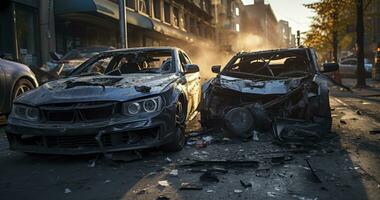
[201,48,339,144]
[6,47,201,155]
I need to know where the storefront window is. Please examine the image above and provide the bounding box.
[15,6,38,67]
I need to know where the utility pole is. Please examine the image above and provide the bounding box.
[356,0,367,87]
[119,0,128,48]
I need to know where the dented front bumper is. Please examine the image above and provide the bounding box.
[5,105,176,155]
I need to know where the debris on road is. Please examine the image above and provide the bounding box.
[156,195,170,200]
[158,180,170,187]
[240,180,252,188]
[369,129,380,135]
[169,169,178,177]
[110,151,142,162]
[200,171,220,183]
[234,189,243,193]
[179,182,203,190]
[64,188,72,194]
[165,157,172,163]
[305,159,322,183]
[181,160,260,168]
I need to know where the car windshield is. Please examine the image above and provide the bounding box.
[222,50,311,79]
[73,50,174,76]
[61,48,109,60]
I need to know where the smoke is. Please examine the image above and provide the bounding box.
[180,33,278,80]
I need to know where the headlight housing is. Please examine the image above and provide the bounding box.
[122,96,163,115]
[11,104,40,121]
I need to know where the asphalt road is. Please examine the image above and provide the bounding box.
[0,80,380,200]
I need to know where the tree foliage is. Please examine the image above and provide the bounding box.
[304,0,373,59]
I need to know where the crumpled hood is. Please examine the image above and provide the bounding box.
[220,75,305,95]
[16,73,178,106]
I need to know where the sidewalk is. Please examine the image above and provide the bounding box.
[340,78,380,97]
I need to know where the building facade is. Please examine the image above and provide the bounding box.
[241,0,280,49]
[278,20,291,48]
[212,0,244,53]
[0,0,217,68]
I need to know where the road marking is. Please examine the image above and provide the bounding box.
[332,97,349,107]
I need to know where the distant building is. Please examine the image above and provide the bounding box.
[213,0,244,53]
[278,20,291,48]
[290,34,296,48]
[241,0,280,49]
[0,0,217,67]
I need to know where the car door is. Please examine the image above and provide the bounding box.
[0,62,5,113]
[179,51,201,116]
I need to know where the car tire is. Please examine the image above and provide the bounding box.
[12,78,34,100]
[161,101,186,152]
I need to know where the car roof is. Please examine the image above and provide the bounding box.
[237,48,309,56]
[103,46,182,54]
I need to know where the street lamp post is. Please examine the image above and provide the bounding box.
[119,0,128,48]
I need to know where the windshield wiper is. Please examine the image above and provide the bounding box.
[252,55,276,77]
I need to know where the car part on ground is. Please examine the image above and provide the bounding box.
[0,58,38,115]
[201,48,337,144]
[6,47,201,155]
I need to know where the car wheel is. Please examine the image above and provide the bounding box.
[161,101,186,152]
[12,78,34,100]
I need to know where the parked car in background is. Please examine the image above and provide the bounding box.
[36,46,115,83]
[201,48,338,144]
[0,58,38,115]
[6,47,201,155]
[339,57,372,77]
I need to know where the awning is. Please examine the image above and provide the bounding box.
[54,0,153,30]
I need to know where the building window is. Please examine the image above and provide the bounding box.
[138,0,150,14]
[164,1,171,23]
[235,24,240,32]
[15,7,38,67]
[153,0,161,19]
[126,0,135,9]
[235,7,240,16]
[173,6,180,27]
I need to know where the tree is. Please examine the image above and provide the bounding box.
[356,0,367,87]
[304,0,356,61]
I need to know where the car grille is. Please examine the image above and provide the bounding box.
[40,102,117,122]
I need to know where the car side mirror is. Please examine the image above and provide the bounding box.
[49,52,62,61]
[212,65,221,73]
[184,64,200,74]
[321,63,339,73]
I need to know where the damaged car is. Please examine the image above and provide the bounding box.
[201,48,339,144]
[6,47,201,155]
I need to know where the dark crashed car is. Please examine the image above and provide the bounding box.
[6,47,201,155]
[201,48,339,143]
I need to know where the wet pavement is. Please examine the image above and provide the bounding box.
[0,79,380,200]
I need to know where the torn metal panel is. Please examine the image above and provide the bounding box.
[201,48,335,142]
[220,75,305,95]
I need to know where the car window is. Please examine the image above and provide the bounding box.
[76,50,175,75]
[223,51,310,77]
[183,52,192,64]
[179,52,188,71]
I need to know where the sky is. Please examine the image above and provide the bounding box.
[241,0,320,34]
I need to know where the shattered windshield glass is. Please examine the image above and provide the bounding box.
[222,50,311,78]
[74,50,174,76]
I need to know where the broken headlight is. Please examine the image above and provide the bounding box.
[123,96,163,115]
[11,104,40,121]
